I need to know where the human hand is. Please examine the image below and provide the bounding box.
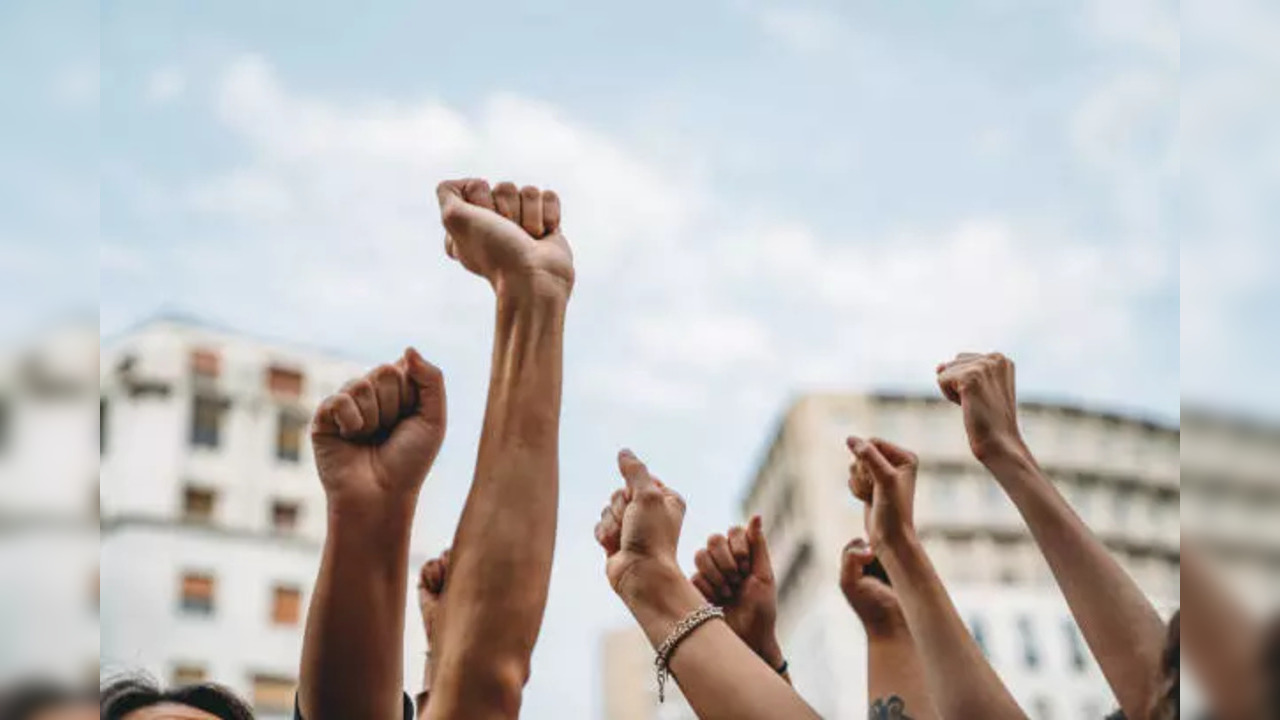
[418,548,450,651]
[691,516,782,668]
[840,537,907,639]
[594,449,688,603]
[936,352,1026,463]
[436,178,574,299]
[847,436,920,552]
[311,348,446,506]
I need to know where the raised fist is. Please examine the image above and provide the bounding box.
[839,537,906,638]
[311,348,446,504]
[847,436,919,551]
[418,548,450,651]
[691,516,782,667]
[436,178,574,297]
[936,352,1025,463]
[593,450,687,599]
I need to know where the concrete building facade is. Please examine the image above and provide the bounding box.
[97,317,427,717]
[603,392,1182,720]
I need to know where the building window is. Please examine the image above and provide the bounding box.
[190,396,226,448]
[190,348,221,379]
[271,585,303,626]
[267,366,304,398]
[172,663,207,686]
[251,674,296,715]
[182,486,217,524]
[1017,615,1041,670]
[969,615,991,659]
[179,572,216,616]
[271,500,300,534]
[276,410,305,462]
[1064,620,1088,672]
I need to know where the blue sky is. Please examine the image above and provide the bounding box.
[5,0,1279,716]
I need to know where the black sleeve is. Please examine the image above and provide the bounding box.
[294,693,415,720]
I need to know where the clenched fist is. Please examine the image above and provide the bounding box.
[311,348,446,504]
[936,352,1026,463]
[691,517,782,669]
[594,450,688,600]
[847,436,919,552]
[840,537,906,639]
[436,178,574,298]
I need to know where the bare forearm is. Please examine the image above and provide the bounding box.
[300,499,416,720]
[624,569,819,720]
[985,449,1164,717]
[881,535,1025,720]
[1182,543,1265,720]
[867,634,938,720]
[431,289,566,715]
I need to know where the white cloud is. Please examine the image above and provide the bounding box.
[145,67,187,105]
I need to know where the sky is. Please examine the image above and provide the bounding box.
[1,0,1276,717]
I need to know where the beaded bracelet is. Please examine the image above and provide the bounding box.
[654,604,725,702]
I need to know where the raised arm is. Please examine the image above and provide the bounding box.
[839,536,937,720]
[414,550,449,719]
[690,517,791,684]
[849,436,1026,719]
[936,352,1166,719]
[300,349,447,720]
[1181,542,1267,720]
[424,179,573,720]
[594,450,821,720]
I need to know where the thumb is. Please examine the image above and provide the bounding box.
[841,538,874,582]
[436,180,478,234]
[747,515,773,581]
[848,436,894,480]
[403,347,447,429]
[618,449,656,496]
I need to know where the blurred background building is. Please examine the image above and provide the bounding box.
[604,392,1184,720]
[0,322,100,688]
[1180,409,1280,611]
[93,315,426,718]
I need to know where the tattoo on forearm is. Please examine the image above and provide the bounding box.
[869,695,913,720]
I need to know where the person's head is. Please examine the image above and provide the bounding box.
[100,676,254,720]
[1146,610,1179,720]
[0,681,95,720]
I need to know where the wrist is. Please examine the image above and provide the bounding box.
[325,491,417,540]
[876,529,923,573]
[753,635,786,669]
[974,433,1031,467]
[494,271,572,306]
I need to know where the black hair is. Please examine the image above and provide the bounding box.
[0,680,91,720]
[100,674,255,720]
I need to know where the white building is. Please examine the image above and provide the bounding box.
[0,322,100,688]
[98,316,430,718]
[603,392,1182,720]
[1180,409,1280,609]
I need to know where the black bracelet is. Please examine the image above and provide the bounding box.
[774,658,789,675]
